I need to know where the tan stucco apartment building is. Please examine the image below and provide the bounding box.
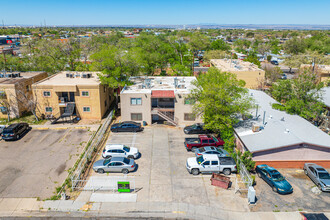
[0,71,48,119]
[120,76,202,126]
[32,71,114,120]
[210,59,265,89]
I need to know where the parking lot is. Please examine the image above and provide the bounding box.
[92,125,249,211]
[0,128,91,199]
[253,168,330,212]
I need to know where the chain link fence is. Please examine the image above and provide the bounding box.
[234,159,253,195]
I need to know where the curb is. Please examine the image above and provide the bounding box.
[32,127,88,130]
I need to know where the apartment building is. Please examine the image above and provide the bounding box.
[120,76,202,126]
[32,71,114,120]
[0,71,48,119]
[210,59,265,89]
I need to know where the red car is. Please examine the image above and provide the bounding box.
[184,134,225,151]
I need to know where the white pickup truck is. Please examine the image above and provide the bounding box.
[186,154,237,175]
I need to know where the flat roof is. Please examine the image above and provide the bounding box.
[210,59,263,72]
[0,71,45,85]
[234,89,330,152]
[121,76,197,95]
[34,71,101,86]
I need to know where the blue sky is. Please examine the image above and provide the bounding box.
[1,0,330,25]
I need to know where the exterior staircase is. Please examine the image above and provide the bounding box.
[51,103,75,124]
[151,109,177,126]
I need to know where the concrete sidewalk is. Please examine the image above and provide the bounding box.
[1,197,329,219]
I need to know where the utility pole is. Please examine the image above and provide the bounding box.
[1,20,4,29]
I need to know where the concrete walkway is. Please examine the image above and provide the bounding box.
[0,197,329,219]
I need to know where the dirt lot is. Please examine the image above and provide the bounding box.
[90,125,249,211]
[0,128,91,199]
[252,168,330,212]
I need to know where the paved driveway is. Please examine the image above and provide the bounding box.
[253,168,330,212]
[91,125,249,211]
[0,128,90,199]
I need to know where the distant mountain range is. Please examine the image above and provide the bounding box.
[5,24,330,30]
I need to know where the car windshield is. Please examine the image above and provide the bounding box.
[216,148,223,153]
[212,136,218,142]
[272,174,285,181]
[199,148,206,153]
[123,158,130,164]
[319,172,330,179]
[123,146,130,152]
[196,156,204,164]
[103,159,111,166]
[191,124,197,129]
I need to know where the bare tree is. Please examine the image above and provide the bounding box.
[15,82,40,121]
[0,89,13,122]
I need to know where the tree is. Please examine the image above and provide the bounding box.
[189,67,254,151]
[263,64,282,85]
[210,39,230,51]
[283,37,306,55]
[203,50,228,60]
[271,69,325,121]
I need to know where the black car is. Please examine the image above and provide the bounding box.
[271,60,279,65]
[2,123,30,141]
[110,121,143,132]
[183,123,208,134]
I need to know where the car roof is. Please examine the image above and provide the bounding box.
[202,154,219,160]
[105,144,124,150]
[5,123,20,129]
[203,146,217,151]
[122,121,139,125]
[110,157,125,162]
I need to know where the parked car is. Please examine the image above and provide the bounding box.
[184,134,225,151]
[304,163,330,192]
[271,60,279,65]
[102,144,139,159]
[93,157,136,174]
[1,123,30,141]
[110,121,143,132]
[194,146,229,158]
[183,123,209,134]
[281,73,287,80]
[186,154,237,175]
[256,164,293,194]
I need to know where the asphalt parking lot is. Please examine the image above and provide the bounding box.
[253,168,330,212]
[0,128,91,199]
[92,125,249,211]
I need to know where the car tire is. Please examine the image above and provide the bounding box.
[122,169,129,174]
[304,169,308,175]
[192,169,199,175]
[317,184,322,191]
[105,156,111,159]
[223,168,231,175]
[97,169,105,174]
[192,147,197,152]
[16,134,20,140]
[272,186,278,193]
[257,172,262,178]
[128,155,134,159]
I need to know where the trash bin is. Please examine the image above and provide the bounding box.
[143,121,147,126]
[210,173,231,189]
[248,186,256,204]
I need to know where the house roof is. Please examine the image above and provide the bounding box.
[234,89,330,153]
[151,90,175,98]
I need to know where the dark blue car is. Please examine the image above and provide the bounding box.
[256,164,293,194]
[110,121,143,133]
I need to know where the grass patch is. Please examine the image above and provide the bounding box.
[0,113,47,125]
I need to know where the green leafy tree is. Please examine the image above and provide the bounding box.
[283,37,306,55]
[271,69,325,121]
[189,67,254,151]
[210,39,230,51]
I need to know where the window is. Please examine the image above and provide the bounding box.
[26,85,30,92]
[45,107,53,112]
[209,139,215,144]
[202,139,208,144]
[211,161,219,166]
[43,91,51,97]
[131,98,142,105]
[131,113,142,121]
[203,161,210,166]
[81,91,89,97]
[184,113,195,121]
[105,100,107,107]
[83,107,91,112]
[184,98,195,105]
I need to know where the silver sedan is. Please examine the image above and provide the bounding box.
[93,157,136,174]
[304,163,330,192]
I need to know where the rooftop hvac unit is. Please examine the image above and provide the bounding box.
[87,73,91,78]
[66,73,73,78]
[75,73,80,78]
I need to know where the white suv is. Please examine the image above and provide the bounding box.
[102,144,139,159]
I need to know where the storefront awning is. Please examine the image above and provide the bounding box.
[151,90,175,98]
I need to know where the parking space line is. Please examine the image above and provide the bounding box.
[131,133,137,148]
